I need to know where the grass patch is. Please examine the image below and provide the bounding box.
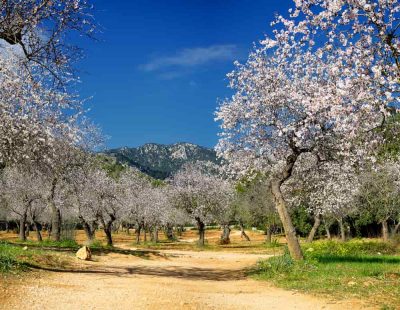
[251,240,400,308]
[0,241,72,274]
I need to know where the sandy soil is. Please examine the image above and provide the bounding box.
[0,245,367,310]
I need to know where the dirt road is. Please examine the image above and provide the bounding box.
[1,246,368,310]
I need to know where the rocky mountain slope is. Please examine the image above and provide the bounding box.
[104,142,219,179]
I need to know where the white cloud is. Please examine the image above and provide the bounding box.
[140,44,240,72]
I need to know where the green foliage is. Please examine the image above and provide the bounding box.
[303,240,397,257]
[96,154,127,179]
[290,205,312,237]
[0,242,26,273]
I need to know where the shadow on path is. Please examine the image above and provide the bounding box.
[25,263,247,281]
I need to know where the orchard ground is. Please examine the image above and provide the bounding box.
[0,228,399,310]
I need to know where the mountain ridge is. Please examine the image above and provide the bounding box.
[103,142,219,179]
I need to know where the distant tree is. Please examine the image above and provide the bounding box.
[170,162,233,246]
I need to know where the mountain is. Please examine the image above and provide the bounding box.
[103,142,219,179]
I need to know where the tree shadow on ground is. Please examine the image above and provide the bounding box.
[316,255,400,264]
[25,263,247,281]
[7,241,165,259]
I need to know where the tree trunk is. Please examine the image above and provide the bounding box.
[144,228,147,242]
[153,225,159,243]
[240,222,250,241]
[33,221,42,242]
[325,222,331,240]
[6,222,9,233]
[82,221,95,244]
[338,218,346,242]
[220,224,231,244]
[104,226,113,246]
[166,223,174,241]
[50,178,61,241]
[196,217,205,246]
[135,225,141,244]
[391,222,400,237]
[265,226,272,243]
[271,180,303,260]
[19,212,27,241]
[307,214,321,243]
[382,219,389,242]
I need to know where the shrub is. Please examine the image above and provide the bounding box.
[0,242,27,273]
[302,240,397,258]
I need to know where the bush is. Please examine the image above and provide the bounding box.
[0,242,27,273]
[256,252,294,277]
[302,240,397,258]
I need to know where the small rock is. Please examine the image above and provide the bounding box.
[347,281,356,286]
[22,246,28,250]
[76,246,91,260]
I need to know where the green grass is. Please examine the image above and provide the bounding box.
[0,241,73,274]
[10,239,80,249]
[251,240,400,308]
[0,241,30,273]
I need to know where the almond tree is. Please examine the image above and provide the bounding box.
[0,0,95,85]
[170,162,233,246]
[357,161,400,241]
[0,166,47,241]
[119,169,153,244]
[0,0,95,168]
[215,0,398,260]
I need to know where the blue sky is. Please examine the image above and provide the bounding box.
[77,0,293,149]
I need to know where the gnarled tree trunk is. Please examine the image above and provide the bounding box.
[165,223,174,240]
[271,179,303,260]
[265,226,272,244]
[239,222,250,241]
[325,222,331,240]
[49,178,61,241]
[382,219,389,242]
[220,224,231,244]
[307,214,321,243]
[33,221,42,242]
[196,217,205,246]
[101,214,116,246]
[391,222,400,238]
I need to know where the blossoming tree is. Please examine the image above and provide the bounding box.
[216,0,399,259]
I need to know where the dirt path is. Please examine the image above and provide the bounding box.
[1,247,367,310]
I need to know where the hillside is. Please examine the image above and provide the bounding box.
[104,142,219,179]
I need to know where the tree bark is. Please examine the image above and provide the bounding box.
[391,222,400,237]
[82,221,96,244]
[239,222,250,241]
[220,224,231,244]
[271,180,303,260]
[307,214,321,243]
[196,217,205,246]
[166,223,174,241]
[100,214,115,247]
[19,212,27,241]
[49,178,61,241]
[265,226,272,244]
[33,221,42,242]
[153,225,159,243]
[382,219,389,242]
[135,224,141,244]
[338,218,346,242]
[325,222,331,240]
